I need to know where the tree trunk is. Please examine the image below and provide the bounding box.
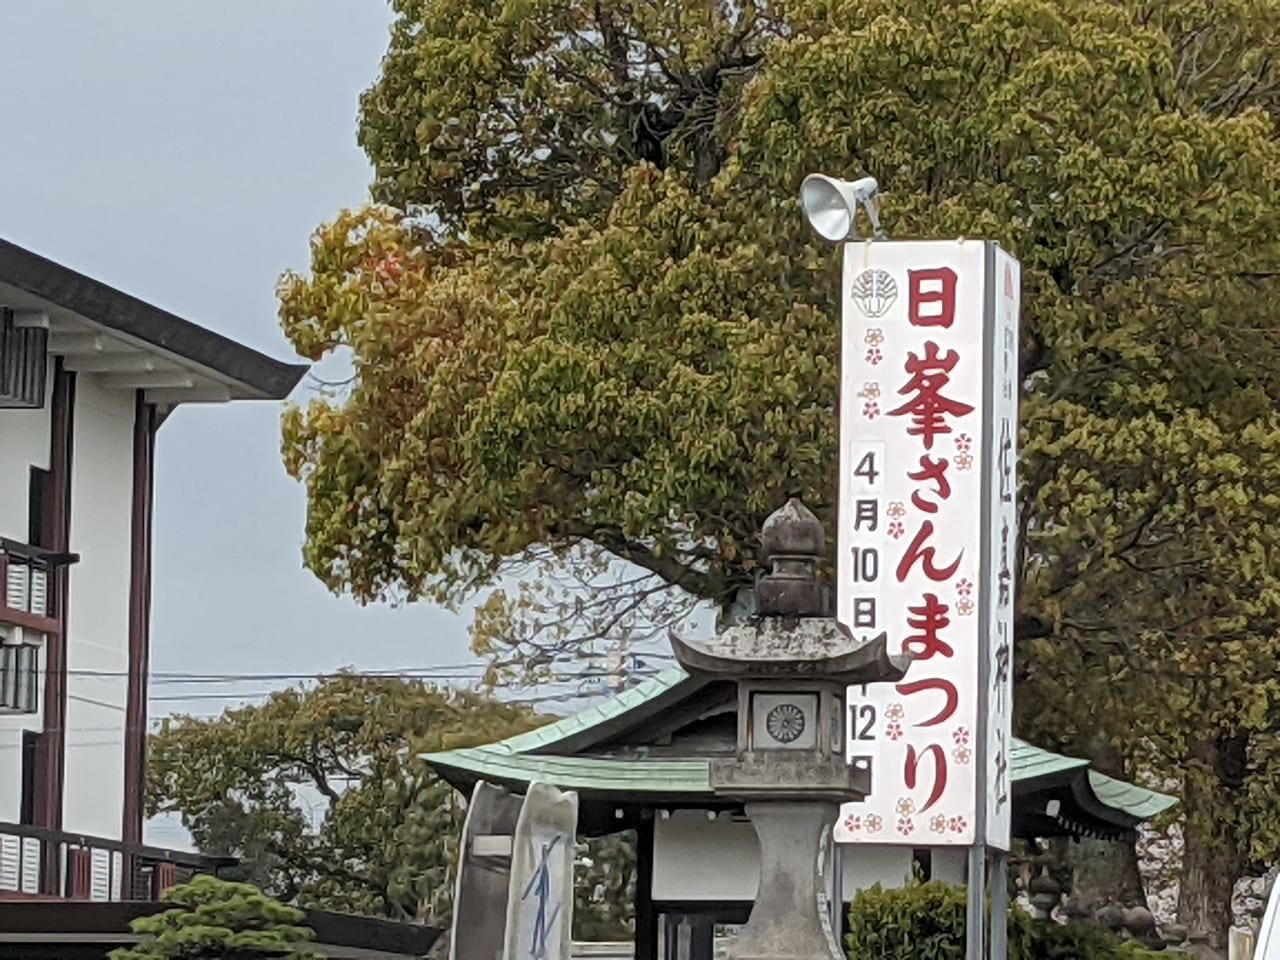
[1176,735,1248,952]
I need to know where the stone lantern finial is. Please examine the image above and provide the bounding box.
[757,498,828,618]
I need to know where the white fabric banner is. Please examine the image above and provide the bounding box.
[503,781,578,960]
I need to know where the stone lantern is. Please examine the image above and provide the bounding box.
[669,498,907,960]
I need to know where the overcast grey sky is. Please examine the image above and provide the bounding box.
[0,2,484,715]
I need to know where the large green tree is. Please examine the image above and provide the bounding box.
[149,676,636,935]
[147,675,541,922]
[279,0,1280,947]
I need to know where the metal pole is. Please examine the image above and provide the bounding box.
[966,842,986,960]
[968,241,998,960]
[990,850,1009,960]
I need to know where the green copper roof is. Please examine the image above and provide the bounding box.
[424,738,1174,817]
[423,667,1177,825]
[1006,740,1176,820]
[1088,770,1178,820]
[1009,738,1090,782]
[492,668,695,756]
[426,750,714,795]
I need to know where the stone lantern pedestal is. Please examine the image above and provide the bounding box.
[669,499,907,960]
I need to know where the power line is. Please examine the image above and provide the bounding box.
[150,671,484,684]
[19,658,671,685]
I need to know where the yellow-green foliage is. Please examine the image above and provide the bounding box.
[279,0,1280,931]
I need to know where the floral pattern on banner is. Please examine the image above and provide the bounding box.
[858,381,882,420]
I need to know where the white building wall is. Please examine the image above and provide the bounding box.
[653,811,759,901]
[840,845,914,895]
[62,373,135,841]
[0,360,54,822]
[930,848,967,885]
[651,810,914,902]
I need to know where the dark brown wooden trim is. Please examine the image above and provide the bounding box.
[66,847,92,900]
[651,900,754,924]
[122,391,155,846]
[34,360,73,893]
[0,819,236,869]
[0,606,60,635]
[0,902,443,955]
[635,816,658,960]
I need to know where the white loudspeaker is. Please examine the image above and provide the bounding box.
[800,174,880,242]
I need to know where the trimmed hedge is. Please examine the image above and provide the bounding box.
[846,881,1164,960]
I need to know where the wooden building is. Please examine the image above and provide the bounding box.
[425,667,1176,960]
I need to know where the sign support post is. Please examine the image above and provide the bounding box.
[990,850,1010,960]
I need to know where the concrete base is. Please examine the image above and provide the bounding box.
[727,802,843,960]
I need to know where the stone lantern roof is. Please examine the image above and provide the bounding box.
[669,498,910,684]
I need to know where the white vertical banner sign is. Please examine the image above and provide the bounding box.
[986,247,1020,848]
[833,240,1019,853]
[504,782,578,960]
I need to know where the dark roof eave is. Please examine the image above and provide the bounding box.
[0,238,308,399]
[426,758,709,800]
[1015,771,1146,839]
[1068,774,1143,832]
[0,902,441,956]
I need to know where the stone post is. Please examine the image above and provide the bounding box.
[733,802,842,960]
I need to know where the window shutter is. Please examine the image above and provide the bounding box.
[20,837,40,894]
[0,645,39,713]
[90,848,111,901]
[0,835,19,893]
[110,852,123,900]
[28,567,47,617]
[5,563,25,611]
[0,310,49,409]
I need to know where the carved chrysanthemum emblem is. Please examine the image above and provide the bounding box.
[765,703,806,744]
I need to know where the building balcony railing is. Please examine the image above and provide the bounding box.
[0,538,77,639]
[0,539,76,714]
[0,821,234,902]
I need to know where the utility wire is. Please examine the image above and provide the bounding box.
[18,658,671,684]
